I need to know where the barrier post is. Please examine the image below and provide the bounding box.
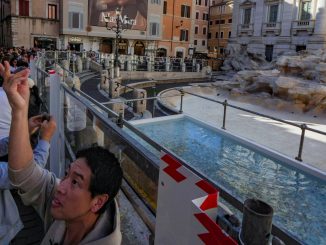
[295,124,307,162]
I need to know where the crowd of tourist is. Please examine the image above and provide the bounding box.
[0,47,123,244]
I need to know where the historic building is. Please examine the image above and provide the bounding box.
[0,0,60,48]
[229,0,326,60]
[193,0,210,55]
[158,0,194,58]
[60,0,162,56]
[208,0,233,57]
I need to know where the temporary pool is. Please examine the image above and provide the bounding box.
[128,115,326,245]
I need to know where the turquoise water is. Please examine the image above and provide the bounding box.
[130,117,326,245]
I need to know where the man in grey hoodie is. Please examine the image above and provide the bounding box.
[1,61,123,245]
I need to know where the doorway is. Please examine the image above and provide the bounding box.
[265,45,273,62]
[134,41,145,56]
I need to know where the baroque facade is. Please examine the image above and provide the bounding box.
[228,0,326,60]
[0,0,60,48]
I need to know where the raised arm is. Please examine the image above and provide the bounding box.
[0,61,32,170]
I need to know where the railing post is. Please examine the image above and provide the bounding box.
[179,89,184,113]
[117,111,124,128]
[222,99,227,130]
[152,85,156,117]
[295,124,307,162]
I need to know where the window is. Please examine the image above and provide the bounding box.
[220,19,225,24]
[228,19,232,23]
[215,20,220,24]
[205,0,208,6]
[203,13,208,20]
[195,26,199,34]
[203,27,207,35]
[196,0,202,5]
[196,12,199,19]
[69,12,83,29]
[220,32,224,38]
[208,33,211,39]
[243,8,251,24]
[19,0,29,16]
[202,40,206,46]
[150,23,160,36]
[228,31,231,38]
[220,48,224,54]
[48,4,57,20]
[180,30,189,41]
[210,21,213,25]
[163,1,167,14]
[215,32,218,38]
[269,4,278,22]
[181,5,191,18]
[151,0,161,4]
[299,0,312,20]
[194,40,198,45]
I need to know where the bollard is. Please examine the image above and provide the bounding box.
[240,199,273,245]
[109,78,120,98]
[181,62,186,72]
[100,70,109,91]
[133,89,147,114]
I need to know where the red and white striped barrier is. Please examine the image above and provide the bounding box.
[155,152,238,245]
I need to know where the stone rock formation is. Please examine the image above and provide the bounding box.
[214,49,326,114]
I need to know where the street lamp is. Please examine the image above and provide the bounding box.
[104,8,130,77]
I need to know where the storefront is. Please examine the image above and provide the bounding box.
[68,36,83,51]
[34,37,57,50]
[134,41,145,56]
[118,39,128,55]
[100,39,113,53]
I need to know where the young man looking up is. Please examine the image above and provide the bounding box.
[0,61,123,245]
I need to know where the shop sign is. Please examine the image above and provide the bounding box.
[69,37,82,43]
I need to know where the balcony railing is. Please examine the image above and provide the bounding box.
[238,23,254,36]
[292,19,315,35]
[262,22,281,36]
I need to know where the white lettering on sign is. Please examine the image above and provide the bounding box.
[69,37,82,43]
[101,12,136,26]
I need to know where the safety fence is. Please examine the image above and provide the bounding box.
[29,55,313,244]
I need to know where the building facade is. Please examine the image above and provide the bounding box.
[0,0,60,49]
[60,0,163,56]
[229,0,326,60]
[158,0,194,58]
[193,0,210,55]
[208,0,233,57]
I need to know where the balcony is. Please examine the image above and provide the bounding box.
[238,23,254,36]
[292,20,315,35]
[262,22,281,36]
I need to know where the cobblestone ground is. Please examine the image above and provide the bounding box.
[119,191,152,245]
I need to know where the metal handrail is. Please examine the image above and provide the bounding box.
[177,89,326,162]
[60,83,302,245]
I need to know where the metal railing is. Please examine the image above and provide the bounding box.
[34,56,312,244]
[59,83,303,245]
[177,89,326,163]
